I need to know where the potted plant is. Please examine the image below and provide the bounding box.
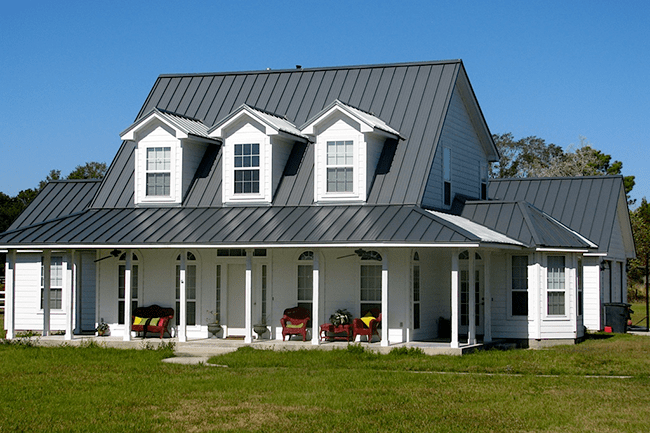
[206,310,222,338]
[96,322,110,337]
[253,319,268,339]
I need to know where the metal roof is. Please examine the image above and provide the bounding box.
[120,108,214,140]
[8,180,100,231]
[93,60,472,208]
[208,104,307,140]
[461,200,596,249]
[489,176,631,254]
[0,205,524,249]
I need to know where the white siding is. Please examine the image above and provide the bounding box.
[135,121,181,205]
[423,87,489,209]
[583,258,602,330]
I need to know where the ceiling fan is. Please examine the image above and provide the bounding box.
[94,249,122,262]
[337,248,381,261]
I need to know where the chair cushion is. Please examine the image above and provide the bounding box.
[133,316,145,325]
[285,322,304,329]
[150,318,160,326]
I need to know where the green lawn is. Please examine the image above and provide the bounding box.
[630,302,649,327]
[1,334,650,432]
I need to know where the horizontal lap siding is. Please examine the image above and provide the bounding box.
[423,87,487,209]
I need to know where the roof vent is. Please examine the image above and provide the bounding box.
[296,65,302,69]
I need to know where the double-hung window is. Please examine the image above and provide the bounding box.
[326,140,354,192]
[234,143,260,194]
[511,255,528,316]
[41,256,63,310]
[118,253,138,325]
[547,256,566,316]
[297,251,313,316]
[176,252,197,326]
[146,147,171,196]
[360,251,382,316]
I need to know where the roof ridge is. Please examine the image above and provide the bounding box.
[156,59,463,79]
[491,175,623,182]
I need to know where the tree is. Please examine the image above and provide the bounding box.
[491,133,635,204]
[68,162,107,180]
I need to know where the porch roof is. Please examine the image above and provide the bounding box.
[0,205,524,249]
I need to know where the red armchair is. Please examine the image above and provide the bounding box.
[352,312,382,343]
[280,306,310,341]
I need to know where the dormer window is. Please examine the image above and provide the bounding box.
[120,108,217,206]
[327,140,354,192]
[146,147,171,196]
[209,104,308,205]
[234,143,260,194]
[301,100,403,204]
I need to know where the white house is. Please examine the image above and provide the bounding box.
[1,60,635,348]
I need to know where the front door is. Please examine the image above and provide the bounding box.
[227,264,246,333]
[459,264,484,337]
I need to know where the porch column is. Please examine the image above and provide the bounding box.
[5,249,16,339]
[450,250,459,348]
[244,249,253,344]
[178,250,187,342]
[311,251,320,346]
[468,249,476,345]
[381,254,389,347]
[65,250,75,341]
[123,249,133,341]
[43,250,51,337]
[483,252,492,343]
[74,252,82,335]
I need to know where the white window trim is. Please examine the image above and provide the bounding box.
[544,255,570,320]
[40,255,64,312]
[507,253,530,321]
[223,136,271,205]
[136,142,180,205]
[359,252,383,315]
[315,131,365,202]
[296,251,314,311]
[117,252,141,326]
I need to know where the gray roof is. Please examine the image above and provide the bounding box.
[489,176,632,254]
[120,108,214,140]
[92,60,477,208]
[461,201,596,249]
[8,180,100,231]
[208,104,307,140]
[0,205,522,248]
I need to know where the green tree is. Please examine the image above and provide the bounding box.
[628,198,650,290]
[68,162,107,180]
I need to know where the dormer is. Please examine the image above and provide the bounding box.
[120,109,219,206]
[208,105,308,205]
[301,100,403,203]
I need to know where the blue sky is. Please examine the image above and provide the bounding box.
[1,1,648,205]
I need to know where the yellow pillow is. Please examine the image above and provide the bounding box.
[133,316,145,325]
[361,316,375,328]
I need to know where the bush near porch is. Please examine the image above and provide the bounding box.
[1,335,650,432]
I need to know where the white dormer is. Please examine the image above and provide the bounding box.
[120,109,218,206]
[301,100,403,203]
[209,105,308,205]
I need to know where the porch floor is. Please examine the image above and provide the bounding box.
[29,335,487,356]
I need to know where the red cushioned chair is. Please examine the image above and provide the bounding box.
[280,306,310,341]
[131,305,174,339]
[352,311,382,343]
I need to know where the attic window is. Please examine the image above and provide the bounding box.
[326,140,354,192]
[234,143,260,194]
[146,147,171,196]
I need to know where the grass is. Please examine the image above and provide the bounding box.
[1,334,650,432]
[630,301,649,327]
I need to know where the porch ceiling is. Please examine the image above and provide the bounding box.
[0,205,523,249]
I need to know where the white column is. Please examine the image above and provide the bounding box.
[451,250,459,348]
[534,252,543,340]
[244,249,253,344]
[178,250,187,342]
[43,250,51,337]
[65,250,75,341]
[468,249,476,345]
[311,251,320,345]
[123,250,133,341]
[381,253,389,347]
[5,249,16,339]
[74,252,82,335]
[483,252,492,343]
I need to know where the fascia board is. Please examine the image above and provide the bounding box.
[120,110,188,140]
[301,103,401,140]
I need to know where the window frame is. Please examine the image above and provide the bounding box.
[545,255,567,318]
[315,128,364,203]
[360,251,382,316]
[40,255,64,311]
[443,146,452,206]
[509,254,529,318]
[326,140,355,193]
[176,251,199,327]
[296,251,314,317]
[117,252,139,325]
[233,142,261,195]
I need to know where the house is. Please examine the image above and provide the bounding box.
[0,60,635,349]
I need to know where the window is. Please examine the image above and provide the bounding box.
[480,164,488,200]
[511,255,528,316]
[261,265,268,324]
[577,258,583,317]
[459,251,481,326]
[146,147,171,196]
[360,251,382,316]
[412,252,420,330]
[118,253,138,325]
[176,252,197,326]
[215,264,222,323]
[234,143,260,194]
[297,251,313,316]
[443,147,451,206]
[547,256,566,316]
[41,256,63,310]
[327,140,354,192]
[216,248,266,257]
